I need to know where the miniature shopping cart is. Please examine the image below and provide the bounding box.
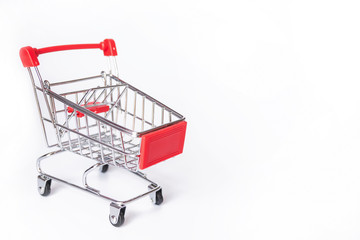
[19,39,187,227]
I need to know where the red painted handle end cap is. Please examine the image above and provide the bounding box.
[19,46,39,67]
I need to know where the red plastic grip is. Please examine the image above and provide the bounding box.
[139,121,187,169]
[20,46,40,68]
[67,102,110,118]
[19,39,117,67]
[36,43,101,55]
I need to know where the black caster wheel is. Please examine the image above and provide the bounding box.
[37,175,52,197]
[149,184,164,205]
[154,189,163,205]
[100,164,109,173]
[109,203,126,227]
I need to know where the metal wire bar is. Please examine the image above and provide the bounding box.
[97,121,105,163]
[85,115,94,159]
[124,87,128,127]
[51,120,137,156]
[28,68,51,147]
[119,132,128,167]
[110,127,117,166]
[60,84,126,97]
[141,96,145,131]
[50,75,102,87]
[76,93,81,129]
[115,87,120,124]
[110,75,184,119]
[132,92,137,131]
[48,89,135,135]
[59,89,91,135]
[34,67,64,147]
[74,105,83,156]
[104,86,127,119]
[63,102,73,151]
[152,102,155,127]
[161,107,164,124]
[93,88,108,103]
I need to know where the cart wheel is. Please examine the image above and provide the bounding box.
[37,175,52,196]
[100,164,109,173]
[109,203,126,227]
[148,184,164,205]
[154,189,163,205]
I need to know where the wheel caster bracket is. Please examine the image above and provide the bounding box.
[148,183,163,205]
[37,175,52,196]
[109,202,126,227]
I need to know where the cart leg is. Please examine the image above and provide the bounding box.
[37,175,52,196]
[109,202,126,227]
[37,149,65,174]
[148,183,163,205]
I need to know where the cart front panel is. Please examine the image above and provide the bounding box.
[139,121,187,169]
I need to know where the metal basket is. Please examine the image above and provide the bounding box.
[20,39,187,227]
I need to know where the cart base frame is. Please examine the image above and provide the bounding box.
[36,149,163,227]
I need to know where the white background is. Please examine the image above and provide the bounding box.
[1,0,360,239]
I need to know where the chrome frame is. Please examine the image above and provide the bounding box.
[37,149,161,206]
[27,55,185,225]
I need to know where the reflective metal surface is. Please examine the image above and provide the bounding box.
[27,55,179,226]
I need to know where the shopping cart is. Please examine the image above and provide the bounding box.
[19,39,187,227]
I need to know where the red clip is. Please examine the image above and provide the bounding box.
[67,102,110,118]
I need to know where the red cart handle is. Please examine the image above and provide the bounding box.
[20,39,117,67]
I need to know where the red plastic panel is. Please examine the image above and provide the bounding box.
[139,121,187,169]
[67,102,109,118]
